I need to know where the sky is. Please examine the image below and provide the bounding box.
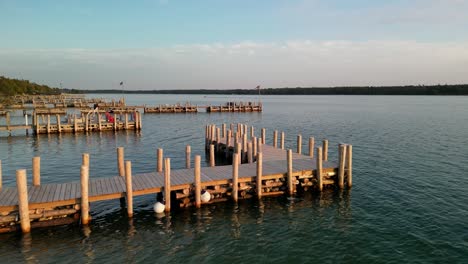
[1,0,468,90]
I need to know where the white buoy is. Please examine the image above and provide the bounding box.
[153,201,165,213]
[201,190,211,203]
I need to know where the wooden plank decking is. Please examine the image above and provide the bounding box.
[0,144,337,211]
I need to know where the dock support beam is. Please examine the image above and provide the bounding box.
[273,130,278,148]
[338,145,346,189]
[256,152,263,199]
[117,147,125,176]
[347,145,353,188]
[82,153,89,167]
[164,158,171,212]
[125,161,133,218]
[297,135,302,154]
[261,128,266,144]
[287,149,294,195]
[309,137,314,157]
[316,147,323,191]
[80,165,90,225]
[323,140,328,161]
[281,132,285,149]
[194,155,201,208]
[157,148,163,172]
[209,144,215,167]
[185,145,191,169]
[232,153,239,202]
[16,169,30,233]
[32,156,41,186]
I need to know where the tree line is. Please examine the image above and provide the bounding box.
[0,76,61,96]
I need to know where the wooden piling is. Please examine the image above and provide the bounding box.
[16,169,30,233]
[209,144,215,167]
[316,147,323,191]
[80,165,90,225]
[32,156,40,186]
[232,153,239,202]
[82,153,89,167]
[157,148,163,172]
[309,137,314,157]
[236,142,242,164]
[222,123,226,138]
[261,128,266,144]
[125,113,129,130]
[117,147,125,177]
[347,145,353,188]
[74,114,78,133]
[323,140,328,161]
[46,115,51,134]
[56,114,61,133]
[338,145,346,189]
[97,113,102,131]
[297,134,302,154]
[273,130,278,148]
[194,155,201,208]
[257,137,263,154]
[227,130,232,148]
[253,136,257,157]
[247,142,253,163]
[243,134,248,157]
[0,160,2,189]
[185,145,191,169]
[250,126,254,138]
[164,158,171,212]
[287,149,294,195]
[125,161,133,217]
[256,152,263,199]
[281,132,285,149]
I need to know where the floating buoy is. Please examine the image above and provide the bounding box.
[201,190,211,202]
[153,201,165,213]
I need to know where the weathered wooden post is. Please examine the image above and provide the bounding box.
[194,155,201,208]
[32,156,41,186]
[209,144,215,167]
[287,149,294,195]
[185,145,191,169]
[316,147,323,191]
[125,113,129,130]
[56,114,62,133]
[261,128,266,144]
[243,134,248,160]
[273,130,278,148]
[16,169,30,233]
[250,126,254,138]
[323,140,328,161]
[164,158,171,212]
[46,115,51,134]
[236,142,242,164]
[125,161,133,217]
[256,152,263,199]
[297,134,302,154]
[338,144,346,189]
[257,137,263,154]
[82,153,90,167]
[117,147,125,176]
[227,130,232,148]
[309,137,314,157]
[5,112,10,130]
[157,148,163,172]
[232,153,239,202]
[253,136,257,157]
[347,145,353,188]
[80,165,90,225]
[247,142,253,163]
[97,113,102,131]
[222,123,226,138]
[281,132,285,149]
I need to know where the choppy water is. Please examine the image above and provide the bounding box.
[1,94,468,263]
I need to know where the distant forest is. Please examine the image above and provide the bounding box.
[0,76,62,96]
[80,84,468,95]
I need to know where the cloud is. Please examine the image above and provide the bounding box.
[0,40,467,89]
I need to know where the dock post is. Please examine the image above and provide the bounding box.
[247,142,253,163]
[253,136,257,157]
[309,137,314,157]
[316,147,323,191]
[56,114,61,133]
[32,156,41,186]
[117,147,125,176]
[323,140,328,161]
[273,130,278,148]
[236,142,242,164]
[209,144,215,167]
[297,134,302,154]
[0,160,2,189]
[216,127,221,150]
[257,137,263,154]
[47,115,51,134]
[82,153,90,167]
[222,124,226,138]
[194,155,201,208]
[250,126,254,139]
[74,114,78,133]
[125,161,133,218]
[281,132,285,150]
[256,152,263,199]
[6,112,10,131]
[205,125,208,149]
[97,113,102,131]
[164,158,171,212]
[243,134,248,160]
[232,153,239,202]
[125,114,129,130]
[185,145,191,169]
[16,169,30,233]
[261,128,266,144]
[338,144,346,189]
[157,148,163,172]
[287,149,294,195]
[227,130,232,148]
[347,145,353,188]
[80,165,90,225]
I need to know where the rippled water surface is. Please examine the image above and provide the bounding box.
[1,94,468,263]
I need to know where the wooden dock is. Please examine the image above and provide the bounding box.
[144,101,262,113]
[0,124,352,233]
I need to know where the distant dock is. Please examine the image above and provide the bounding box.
[0,123,352,233]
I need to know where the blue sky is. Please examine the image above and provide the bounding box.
[1,0,467,89]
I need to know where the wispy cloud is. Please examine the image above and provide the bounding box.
[1,40,467,89]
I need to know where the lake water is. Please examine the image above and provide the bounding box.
[1,94,468,263]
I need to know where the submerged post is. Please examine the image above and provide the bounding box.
[164,158,171,212]
[316,147,323,191]
[287,149,294,195]
[117,147,125,176]
[16,169,30,233]
[185,145,191,169]
[256,152,263,199]
[194,155,201,208]
[157,148,163,172]
[232,153,239,202]
[347,145,353,188]
[125,161,133,217]
[32,156,41,186]
[80,165,90,225]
